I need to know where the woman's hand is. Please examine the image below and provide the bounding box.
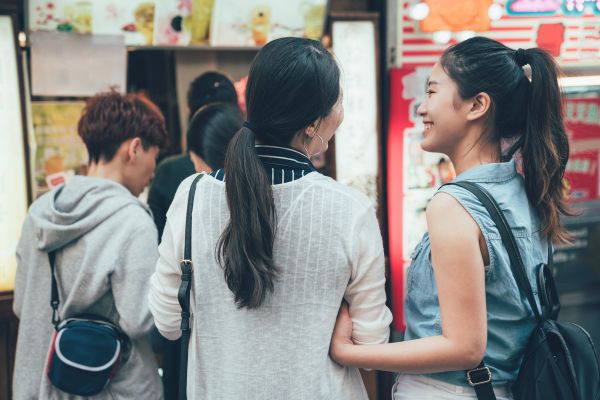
[330,301,354,364]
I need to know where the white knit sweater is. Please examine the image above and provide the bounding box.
[148,172,392,400]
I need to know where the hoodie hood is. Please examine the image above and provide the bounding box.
[29,175,151,252]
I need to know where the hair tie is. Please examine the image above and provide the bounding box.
[243,121,257,132]
[514,48,528,67]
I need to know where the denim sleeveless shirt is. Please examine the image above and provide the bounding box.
[404,159,551,386]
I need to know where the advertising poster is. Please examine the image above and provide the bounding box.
[31,101,88,198]
[92,0,156,45]
[0,16,28,292]
[154,0,215,45]
[210,0,327,47]
[29,0,93,33]
[29,0,156,45]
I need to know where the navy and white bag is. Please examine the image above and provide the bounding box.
[45,251,129,396]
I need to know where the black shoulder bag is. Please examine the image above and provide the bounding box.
[446,181,600,400]
[178,174,203,400]
[45,253,129,396]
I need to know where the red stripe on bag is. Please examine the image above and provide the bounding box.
[45,330,59,375]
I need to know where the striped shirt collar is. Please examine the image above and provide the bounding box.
[209,145,316,184]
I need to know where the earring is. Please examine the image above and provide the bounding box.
[303,134,325,158]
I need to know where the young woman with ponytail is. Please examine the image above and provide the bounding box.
[148,37,392,399]
[330,37,571,399]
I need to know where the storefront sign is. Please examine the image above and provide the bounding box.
[397,0,600,67]
[507,0,600,16]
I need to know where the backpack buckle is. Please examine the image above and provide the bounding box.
[466,366,492,386]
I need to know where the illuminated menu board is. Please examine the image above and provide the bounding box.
[0,16,28,292]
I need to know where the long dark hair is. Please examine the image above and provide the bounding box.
[216,37,341,308]
[186,103,243,169]
[441,36,571,242]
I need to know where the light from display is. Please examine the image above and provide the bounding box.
[0,16,28,292]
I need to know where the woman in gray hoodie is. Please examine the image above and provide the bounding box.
[13,92,168,399]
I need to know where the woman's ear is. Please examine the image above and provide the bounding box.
[467,92,492,122]
[304,118,319,138]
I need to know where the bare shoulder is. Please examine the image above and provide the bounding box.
[426,192,479,237]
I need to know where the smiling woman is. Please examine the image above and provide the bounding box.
[330,36,571,400]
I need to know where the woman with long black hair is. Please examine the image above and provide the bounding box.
[330,36,571,399]
[148,37,392,399]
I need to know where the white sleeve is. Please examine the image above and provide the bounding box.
[344,206,393,345]
[148,176,196,340]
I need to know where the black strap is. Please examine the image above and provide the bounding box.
[467,361,496,400]
[48,251,61,330]
[445,181,550,400]
[447,181,542,321]
[178,174,203,400]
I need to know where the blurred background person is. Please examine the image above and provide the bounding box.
[148,71,239,239]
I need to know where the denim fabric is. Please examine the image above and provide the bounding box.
[404,159,550,386]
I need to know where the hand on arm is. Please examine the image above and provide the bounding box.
[342,207,392,346]
[330,193,487,373]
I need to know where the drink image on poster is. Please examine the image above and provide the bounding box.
[154,0,216,45]
[29,0,93,33]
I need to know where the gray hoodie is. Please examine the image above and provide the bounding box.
[13,176,163,400]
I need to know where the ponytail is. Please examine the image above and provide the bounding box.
[216,37,340,309]
[441,37,572,243]
[216,125,278,309]
[520,48,572,243]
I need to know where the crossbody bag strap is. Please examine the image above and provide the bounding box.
[444,181,543,400]
[48,251,61,329]
[178,173,203,400]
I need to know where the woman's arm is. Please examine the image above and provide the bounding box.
[148,216,183,340]
[147,177,196,340]
[331,193,487,373]
[344,206,393,345]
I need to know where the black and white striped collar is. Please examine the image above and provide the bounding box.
[209,145,316,184]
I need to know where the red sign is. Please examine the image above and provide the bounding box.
[399,0,600,67]
[565,97,600,203]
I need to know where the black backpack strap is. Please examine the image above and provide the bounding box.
[444,181,544,400]
[48,251,61,330]
[446,181,542,320]
[178,174,203,400]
